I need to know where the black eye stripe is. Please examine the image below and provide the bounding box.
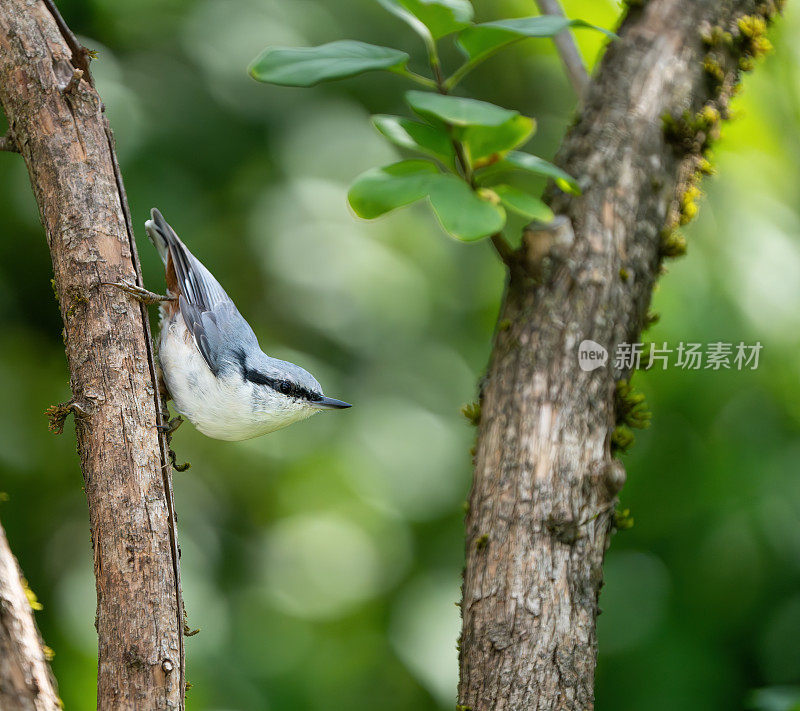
[240,361,320,402]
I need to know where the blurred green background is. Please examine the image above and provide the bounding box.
[1,0,799,709]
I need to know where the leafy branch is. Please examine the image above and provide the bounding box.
[249,0,613,252]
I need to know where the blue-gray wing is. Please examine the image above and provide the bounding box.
[147,208,258,374]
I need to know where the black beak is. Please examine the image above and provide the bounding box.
[316,396,352,410]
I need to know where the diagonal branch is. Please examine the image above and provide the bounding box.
[0,2,185,709]
[535,0,590,98]
[0,518,60,711]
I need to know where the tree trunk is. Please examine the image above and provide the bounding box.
[0,519,60,711]
[0,2,184,709]
[458,0,776,708]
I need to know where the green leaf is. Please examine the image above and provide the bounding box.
[249,40,409,87]
[481,151,581,194]
[348,160,438,218]
[372,115,455,164]
[492,185,553,221]
[457,16,615,64]
[406,90,517,127]
[376,0,474,40]
[427,175,506,240]
[375,0,432,44]
[348,160,504,241]
[460,115,535,162]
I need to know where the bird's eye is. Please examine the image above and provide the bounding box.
[279,381,294,396]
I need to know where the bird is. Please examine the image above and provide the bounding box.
[108,208,351,441]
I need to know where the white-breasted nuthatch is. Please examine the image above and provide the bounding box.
[112,208,351,441]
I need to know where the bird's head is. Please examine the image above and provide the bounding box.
[236,350,351,432]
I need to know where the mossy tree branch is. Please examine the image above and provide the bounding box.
[458,0,782,708]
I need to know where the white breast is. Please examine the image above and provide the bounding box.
[158,312,316,441]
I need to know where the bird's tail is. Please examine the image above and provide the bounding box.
[144,208,177,266]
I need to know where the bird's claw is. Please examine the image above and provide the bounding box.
[102,280,175,306]
[158,416,184,437]
[170,449,190,472]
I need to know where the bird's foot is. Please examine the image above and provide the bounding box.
[158,416,184,437]
[170,448,190,472]
[103,280,175,306]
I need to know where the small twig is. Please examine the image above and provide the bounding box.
[490,233,520,271]
[534,0,590,100]
[0,132,18,153]
[41,0,94,85]
[432,63,447,94]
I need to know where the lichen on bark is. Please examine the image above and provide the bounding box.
[458,1,783,708]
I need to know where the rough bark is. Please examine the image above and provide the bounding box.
[0,519,60,711]
[0,2,184,709]
[458,0,772,708]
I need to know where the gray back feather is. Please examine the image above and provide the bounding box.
[147,208,259,375]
